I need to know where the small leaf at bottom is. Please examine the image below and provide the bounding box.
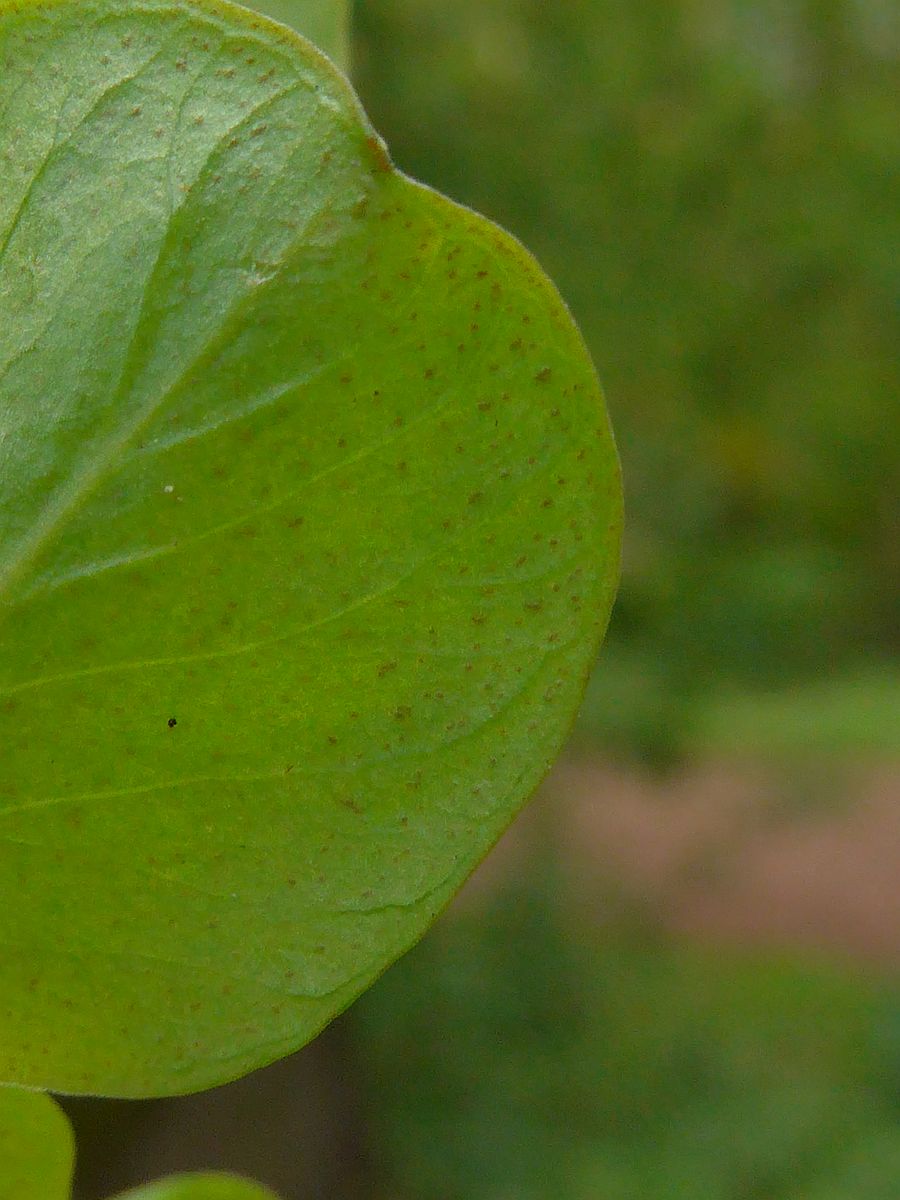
[0,1088,74,1200]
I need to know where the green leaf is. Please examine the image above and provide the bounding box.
[114,1174,280,1200]
[0,0,621,1097]
[0,1088,74,1200]
[251,0,349,72]
[0,1088,278,1199]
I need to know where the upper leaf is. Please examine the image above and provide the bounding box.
[0,0,621,1095]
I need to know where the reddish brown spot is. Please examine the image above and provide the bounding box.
[366,134,392,173]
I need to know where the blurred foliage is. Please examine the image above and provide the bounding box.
[572,659,900,763]
[355,872,900,1200]
[355,0,900,759]
[350,11,900,1198]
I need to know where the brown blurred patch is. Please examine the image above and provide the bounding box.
[461,757,900,967]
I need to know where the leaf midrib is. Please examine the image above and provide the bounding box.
[0,73,328,608]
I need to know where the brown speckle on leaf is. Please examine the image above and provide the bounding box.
[366,134,392,173]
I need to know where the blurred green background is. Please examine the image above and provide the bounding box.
[350,6,899,1192]
[355,0,899,767]
[68,1,899,1197]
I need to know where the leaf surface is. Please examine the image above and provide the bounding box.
[0,1087,74,1200]
[0,0,621,1095]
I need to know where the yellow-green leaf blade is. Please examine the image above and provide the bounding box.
[0,0,621,1097]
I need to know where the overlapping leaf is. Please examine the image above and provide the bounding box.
[0,1084,277,1199]
[0,1087,74,1200]
[0,0,621,1096]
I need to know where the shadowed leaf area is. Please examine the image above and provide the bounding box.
[0,0,620,1097]
[0,1081,278,1199]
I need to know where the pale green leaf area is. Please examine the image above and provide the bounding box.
[114,1172,281,1199]
[0,0,621,1096]
[0,1086,74,1200]
[252,0,348,72]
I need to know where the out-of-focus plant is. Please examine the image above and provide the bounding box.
[355,0,900,761]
